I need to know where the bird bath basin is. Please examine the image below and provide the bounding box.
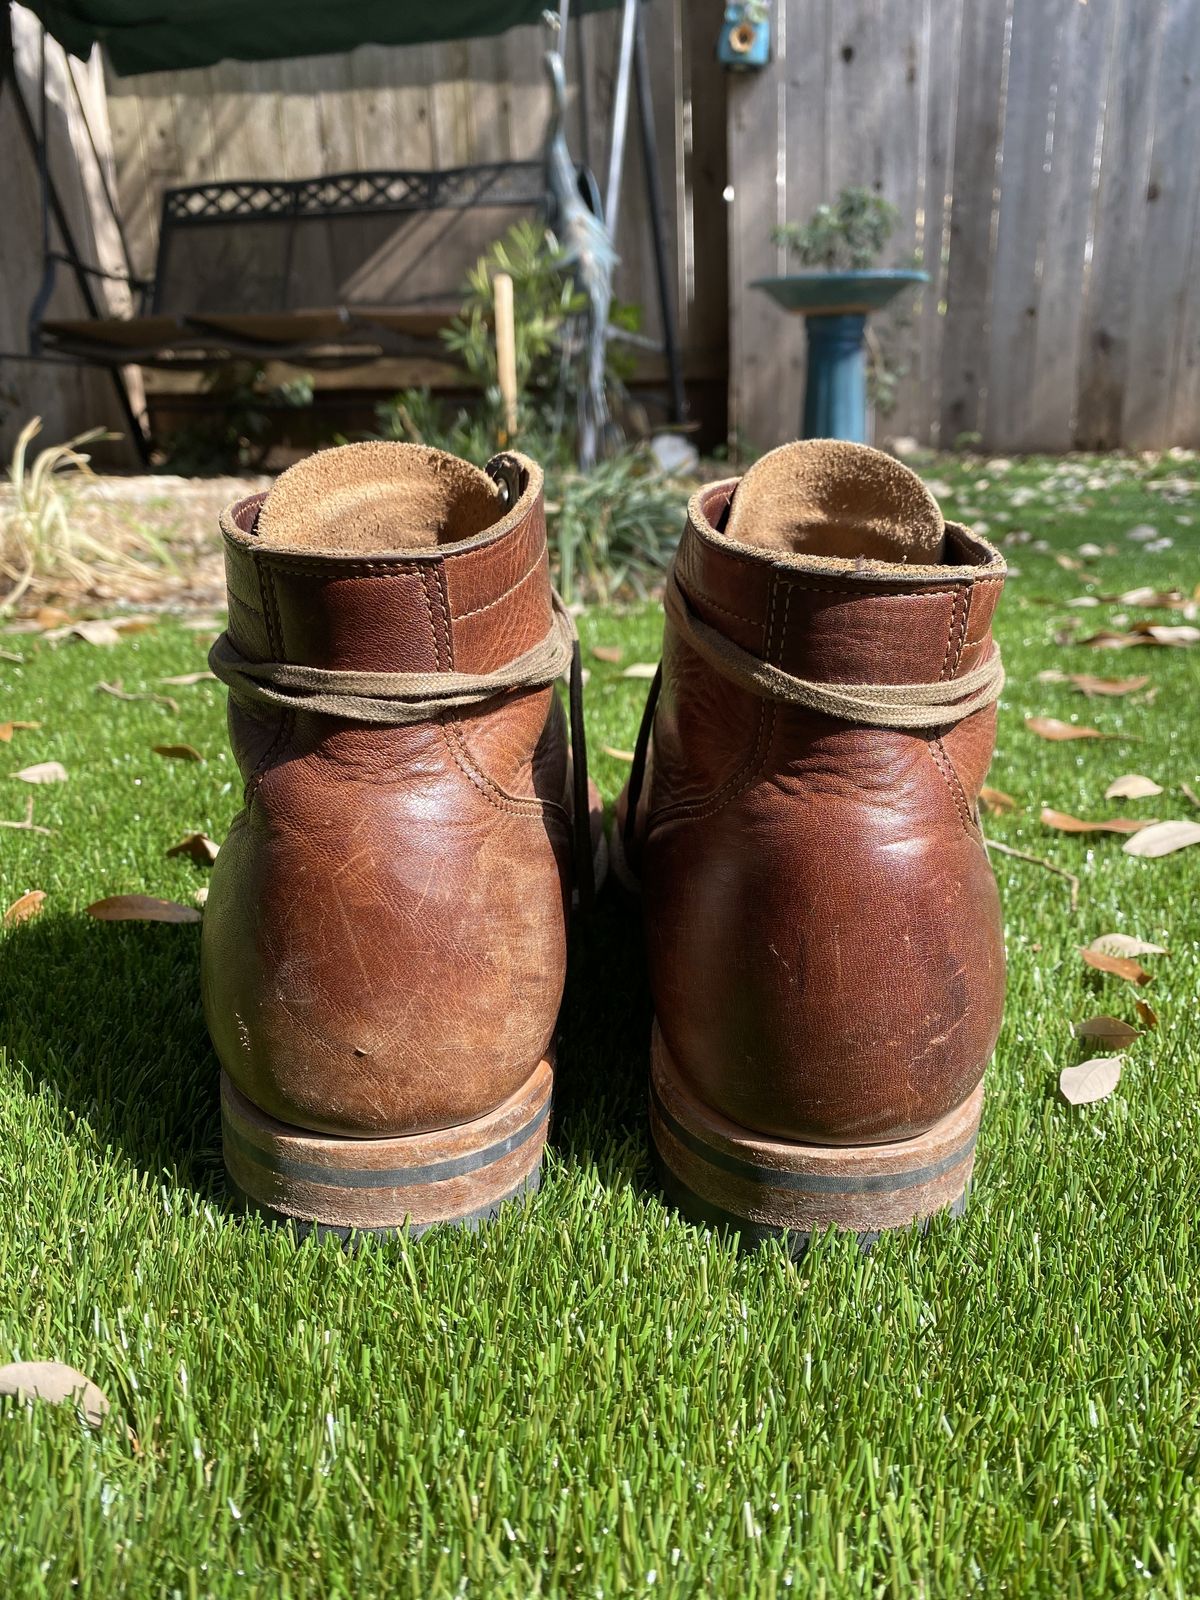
[751,270,929,442]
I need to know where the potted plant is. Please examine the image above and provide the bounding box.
[752,186,927,442]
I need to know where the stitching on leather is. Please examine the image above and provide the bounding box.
[939,588,961,681]
[452,557,542,621]
[929,735,973,832]
[646,573,780,831]
[249,556,294,793]
[441,718,570,824]
[948,585,970,677]
[684,581,763,629]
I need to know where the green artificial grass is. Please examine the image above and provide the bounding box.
[1,451,1198,1598]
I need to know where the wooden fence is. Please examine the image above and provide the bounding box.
[729,0,1200,453]
[4,0,1200,459]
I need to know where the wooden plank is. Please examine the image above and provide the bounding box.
[984,0,1064,450]
[1121,0,1200,448]
[912,0,965,441]
[937,0,1009,447]
[1075,0,1168,449]
[728,0,809,452]
[1026,0,1119,451]
[678,0,729,389]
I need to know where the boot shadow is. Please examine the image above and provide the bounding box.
[552,876,654,1187]
[0,914,221,1196]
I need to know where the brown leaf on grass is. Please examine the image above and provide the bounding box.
[159,671,217,687]
[3,889,46,926]
[1081,623,1200,649]
[1054,553,1083,572]
[1080,947,1153,985]
[1135,999,1158,1028]
[1183,782,1200,810]
[0,798,52,836]
[590,646,623,665]
[621,663,660,680]
[601,745,635,762]
[13,761,67,784]
[1040,808,1153,835]
[1059,1056,1122,1106]
[182,617,223,633]
[69,619,122,646]
[33,606,71,629]
[194,885,209,908]
[165,831,219,866]
[0,1362,110,1428]
[87,894,202,924]
[151,744,204,763]
[1105,773,1162,799]
[1074,1015,1139,1048]
[1069,674,1150,698]
[980,786,1018,814]
[97,681,179,714]
[0,720,41,743]
[1118,587,1188,608]
[1089,933,1168,958]
[1036,669,1070,683]
[1025,717,1113,741]
[1123,820,1200,858]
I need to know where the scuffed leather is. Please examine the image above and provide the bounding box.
[201,480,573,1139]
[626,484,1007,1147]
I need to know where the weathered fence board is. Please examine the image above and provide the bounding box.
[731,0,1200,451]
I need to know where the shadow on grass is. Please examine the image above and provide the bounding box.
[0,915,221,1195]
[553,878,654,1185]
[0,882,656,1210]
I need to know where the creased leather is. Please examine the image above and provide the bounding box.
[201,456,574,1139]
[625,480,1008,1147]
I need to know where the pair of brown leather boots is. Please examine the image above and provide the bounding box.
[202,438,1006,1249]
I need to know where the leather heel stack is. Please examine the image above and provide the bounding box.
[650,1028,980,1252]
[222,1061,552,1239]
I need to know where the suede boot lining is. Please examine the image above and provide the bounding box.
[255,441,503,554]
[724,439,946,564]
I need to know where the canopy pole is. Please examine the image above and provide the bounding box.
[633,3,685,425]
[603,0,636,235]
[3,20,150,464]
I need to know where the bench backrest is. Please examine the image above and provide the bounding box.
[152,163,551,316]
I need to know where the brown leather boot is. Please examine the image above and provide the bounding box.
[202,443,596,1237]
[615,441,1007,1249]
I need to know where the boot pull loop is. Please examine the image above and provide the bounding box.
[486,452,525,507]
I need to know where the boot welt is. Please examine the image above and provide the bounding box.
[649,1025,981,1254]
[222,1060,551,1238]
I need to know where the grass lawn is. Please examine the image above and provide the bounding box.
[1,450,1198,1597]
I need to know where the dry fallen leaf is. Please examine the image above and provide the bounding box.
[1082,623,1200,649]
[3,889,46,926]
[1026,717,1112,741]
[13,761,68,784]
[159,671,217,687]
[1135,999,1158,1028]
[165,831,220,866]
[194,885,209,908]
[1074,1015,1139,1048]
[0,720,41,743]
[1118,587,1187,608]
[621,663,659,680]
[1059,1056,1122,1106]
[1040,808,1152,836]
[69,619,123,647]
[151,744,204,763]
[87,894,203,924]
[1105,773,1163,800]
[1080,947,1153,985]
[182,617,223,633]
[33,606,71,629]
[1089,932,1168,958]
[1069,674,1150,698]
[97,681,179,714]
[590,646,623,665]
[1036,669,1070,683]
[601,745,635,762]
[1123,820,1200,858]
[0,1362,110,1429]
[979,786,1018,814]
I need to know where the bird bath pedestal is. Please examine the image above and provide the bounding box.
[751,271,929,442]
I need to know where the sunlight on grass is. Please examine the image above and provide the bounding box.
[0,450,1197,1595]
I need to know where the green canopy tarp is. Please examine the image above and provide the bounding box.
[21,0,623,76]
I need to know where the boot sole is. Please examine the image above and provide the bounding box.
[222,1060,552,1239]
[650,1024,981,1254]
